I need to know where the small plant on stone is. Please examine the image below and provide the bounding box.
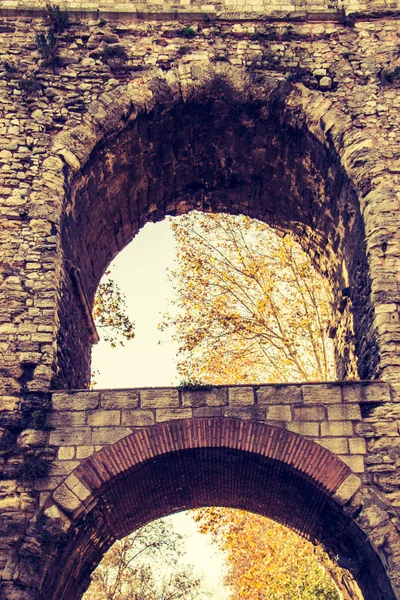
[36,31,61,68]
[380,65,400,85]
[46,3,69,34]
[176,45,192,57]
[3,60,16,73]
[178,378,213,391]
[17,455,50,482]
[19,73,43,96]
[100,44,128,63]
[180,25,196,38]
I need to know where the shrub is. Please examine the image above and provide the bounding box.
[380,65,400,85]
[19,74,42,95]
[17,456,50,482]
[36,31,60,68]
[180,25,196,38]
[100,44,128,63]
[46,3,69,34]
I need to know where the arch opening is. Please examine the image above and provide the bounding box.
[41,418,395,600]
[55,75,376,390]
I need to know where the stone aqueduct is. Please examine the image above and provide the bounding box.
[1,0,400,597]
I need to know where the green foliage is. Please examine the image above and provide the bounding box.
[36,31,60,68]
[180,25,196,38]
[93,272,135,348]
[178,378,213,391]
[46,3,69,34]
[83,518,210,600]
[17,455,50,482]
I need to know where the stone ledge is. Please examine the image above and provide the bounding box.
[1,4,400,21]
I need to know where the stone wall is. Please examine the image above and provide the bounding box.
[2,12,400,392]
[0,381,396,599]
[1,5,400,599]
[2,0,400,19]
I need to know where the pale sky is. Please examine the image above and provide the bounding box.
[91,218,230,597]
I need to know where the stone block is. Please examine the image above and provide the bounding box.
[76,446,95,459]
[64,473,91,502]
[228,387,255,405]
[293,406,326,421]
[339,455,365,474]
[49,428,92,446]
[342,384,363,404]
[266,405,291,421]
[193,407,224,417]
[0,396,19,411]
[302,384,342,404]
[361,382,391,403]
[286,422,319,437]
[53,484,81,514]
[156,409,192,422]
[328,404,361,421]
[225,407,265,421]
[91,427,132,445]
[355,421,398,437]
[317,438,349,454]
[182,388,227,408]
[321,421,353,437]
[349,438,367,454]
[17,429,47,448]
[50,461,80,476]
[141,389,179,408]
[48,411,86,428]
[333,474,361,505]
[58,447,75,460]
[87,410,120,427]
[100,390,139,409]
[122,410,154,426]
[52,392,99,411]
[257,385,302,405]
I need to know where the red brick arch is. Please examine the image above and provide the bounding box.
[41,417,397,600]
[74,417,351,502]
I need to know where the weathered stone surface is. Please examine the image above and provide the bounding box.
[1,7,400,599]
[141,389,179,408]
[91,427,132,445]
[122,410,154,426]
[333,474,362,505]
[182,388,227,407]
[302,384,342,404]
[156,409,192,422]
[100,390,139,409]
[257,385,302,405]
[87,410,120,427]
[228,387,255,405]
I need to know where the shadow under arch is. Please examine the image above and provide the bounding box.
[41,418,395,600]
[53,66,377,389]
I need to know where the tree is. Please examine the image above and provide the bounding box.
[194,508,340,600]
[93,270,135,348]
[161,212,335,385]
[82,518,211,600]
[163,211,341,599]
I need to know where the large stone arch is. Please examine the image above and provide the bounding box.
[48,65,376,389]
[37,417,394,600]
